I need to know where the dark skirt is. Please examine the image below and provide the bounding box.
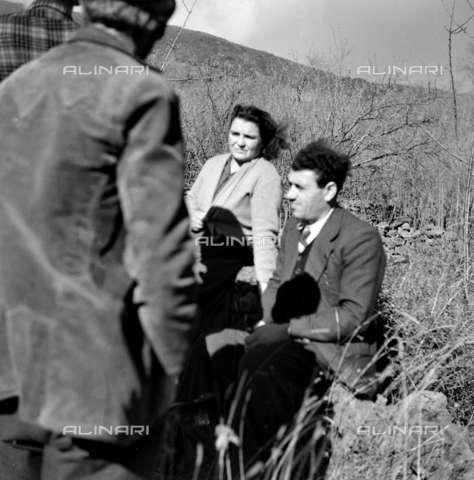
[171,329,331,476]
[195,235,253,338]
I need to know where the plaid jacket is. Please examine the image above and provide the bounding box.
[0,0,79,81]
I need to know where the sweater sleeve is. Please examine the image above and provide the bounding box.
[250,169,283,285]
[260,218,290,322]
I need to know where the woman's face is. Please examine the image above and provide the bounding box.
[228,118,262,162]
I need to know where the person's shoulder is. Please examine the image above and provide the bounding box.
[337,207,382,240]
[254,158,280,178]
[119,58,170,90]
[139,66,176,99]
[203,153,229,167]
[281,216,299,236]
[0,9,28,25]
[0,2,55,24]
[104,49,177,102]
[192,153,228,178]
[68,27,172,90]
[284,216,299,229]
[206,153,229,162]
[278,216,299,246]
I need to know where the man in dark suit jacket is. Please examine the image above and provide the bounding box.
[176,140,386,473]
[238,140,386,464]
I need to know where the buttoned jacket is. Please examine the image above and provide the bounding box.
[262,207,386,395]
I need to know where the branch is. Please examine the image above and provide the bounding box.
[419,124,468,165]
[353,140,430,167]
[446,0,460,141]
[168,74,242,82]
[161,0,199,71]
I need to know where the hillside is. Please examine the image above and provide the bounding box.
[149,25,317,77]
[148,25,366,88]
[149,26,415,93]
[0,1,23,14]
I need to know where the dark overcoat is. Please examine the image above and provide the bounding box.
[0,26,197,443]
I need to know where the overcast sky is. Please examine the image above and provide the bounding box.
[169,0,474,90]
[9,0,474,89]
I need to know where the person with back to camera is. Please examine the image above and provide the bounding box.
[0,0,197,478]
[186,104,289,337]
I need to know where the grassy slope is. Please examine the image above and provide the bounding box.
[153,24,474,479]
[148,25,369,90]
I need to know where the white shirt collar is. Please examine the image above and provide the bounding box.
[298,208,334,251]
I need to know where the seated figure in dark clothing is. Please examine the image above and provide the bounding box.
[175,139,387,476]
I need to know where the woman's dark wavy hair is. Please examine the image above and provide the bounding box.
[229,104,289,160]
[292,139,351,191]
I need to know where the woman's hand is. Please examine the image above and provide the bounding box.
[190,210,206,233]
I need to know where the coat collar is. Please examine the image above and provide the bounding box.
[68,25,144,60]
[312,205,343,246]
[28,0,74,18]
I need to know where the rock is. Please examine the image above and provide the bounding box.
[376,222,390,235]
[444,231,458,242]
[384,237,404,248]
[390,253,409,264]
[423,225,445,238]
[399,229,421,240]
[391,218,412,229]
[394,246,410,256]
[327,384,474,479]
[401,222,411,231]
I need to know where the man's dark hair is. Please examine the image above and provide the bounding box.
[229,104,289,160]
[292,139,351,191]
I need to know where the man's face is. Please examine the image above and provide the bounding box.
[285,169,336,223]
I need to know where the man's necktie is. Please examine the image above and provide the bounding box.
[298,225,311,253]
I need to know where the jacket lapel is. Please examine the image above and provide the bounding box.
[281,219,300,282]
[282,208,342,282]
[306,208,342,281]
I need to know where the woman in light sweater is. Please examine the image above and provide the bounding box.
[186,104,288,336]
